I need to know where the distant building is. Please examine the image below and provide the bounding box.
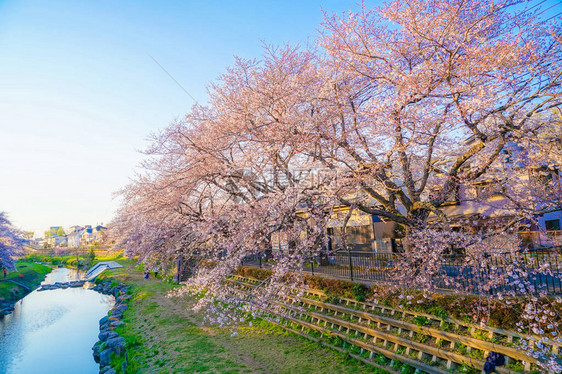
[68,225,82,233]
[92,225,108,245]
[271,138,561,255]
[65,225,109,247]
[437,139,561,248]
[43,226,67,247]
[46,235,67,247]
[80,225,93,246]
[67,226,84,248]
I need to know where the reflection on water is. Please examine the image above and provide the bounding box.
[0,268,114,374]
[43,267,83,283]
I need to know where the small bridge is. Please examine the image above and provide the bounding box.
[85,261,123,280]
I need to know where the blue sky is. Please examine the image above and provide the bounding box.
[0,1,372,236]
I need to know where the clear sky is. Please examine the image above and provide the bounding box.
[0,0,375,237]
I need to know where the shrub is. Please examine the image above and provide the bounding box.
[236,266,272,280]
[412,315,430,326]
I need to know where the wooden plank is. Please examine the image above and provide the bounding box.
[273,320,402,374]
[337,295,558,350]
[287,305,485,371]
[280,313,446,374]
[299,296,536,364]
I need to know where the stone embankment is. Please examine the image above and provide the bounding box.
[91,280,131,374]
[37,280,86,291]
[0,299,16,316]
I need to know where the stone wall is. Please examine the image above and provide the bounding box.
[92,281,131,374]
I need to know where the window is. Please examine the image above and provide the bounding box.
[345,225,373,252]
[545,219,561,231]
[501,148,513,164]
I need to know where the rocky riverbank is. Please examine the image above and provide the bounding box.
[0,298,16,316]
[37,280,86,291]
[91,280,131,374]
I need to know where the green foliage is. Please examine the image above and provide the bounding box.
[25,251,112,270]
[326,334,345,348]
[467,349,483,360]
[454,342,468,355]
[348,344,362,355]
[390,359,403,369]
[440,321,453,331]
[412,315,430,326]
[352,283,366,302]
[309,329,321,339]
[424,305,449,320]
[304,275,369,301]
[506,363,526,374]
[44,227,65,237]
[325,295,341,305]
[374,353,390,366]
[400,364,416,374]
[413,332,429,343]
[435,338,446,348]
[456,363,480,373]
[471,329,488,340]
[86,249,95,266]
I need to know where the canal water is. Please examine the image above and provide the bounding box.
[0,268,114,374]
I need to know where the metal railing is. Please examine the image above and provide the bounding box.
[241,249,562,295]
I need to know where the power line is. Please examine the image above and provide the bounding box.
[534,1,562,18]
[147,53,199,105]
[543,10,562,22]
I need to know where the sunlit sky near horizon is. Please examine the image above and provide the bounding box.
[0,0,373,236]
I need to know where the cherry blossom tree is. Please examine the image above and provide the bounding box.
[0,212,24,270]
[112,0,561,370]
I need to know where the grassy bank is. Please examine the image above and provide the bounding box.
[25,250,124,269]
[0,260,52,301]
[99,263,387,374]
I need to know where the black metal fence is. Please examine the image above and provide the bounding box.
[241,250,562,295]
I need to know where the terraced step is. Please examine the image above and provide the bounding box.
[230,276,555,373]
